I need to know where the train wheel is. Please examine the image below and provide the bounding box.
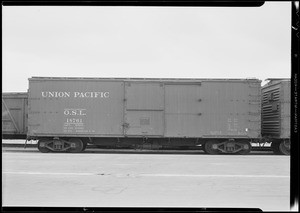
[82,141,88,151]
[81,139,88,151]
[37,140,50,153]
[204,140,220,154]
[68,138,84,153]
[279,140,290,155]
[271,141,281,155]
[202,145,208,154]
[237,141,251,155]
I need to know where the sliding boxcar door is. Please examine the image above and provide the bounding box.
[124,82,164,136]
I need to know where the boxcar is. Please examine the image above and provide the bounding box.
[261,78,290,155]
[27,77,261,154]
[2,92,28,139]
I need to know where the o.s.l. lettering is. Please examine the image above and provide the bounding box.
[64,109,86,116]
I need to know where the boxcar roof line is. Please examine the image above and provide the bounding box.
[29,77,261,83]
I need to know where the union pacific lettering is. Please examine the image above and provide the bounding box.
[74,92,109,98]
[41,91,109,98]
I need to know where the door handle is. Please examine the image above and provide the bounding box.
[122,123,129,128]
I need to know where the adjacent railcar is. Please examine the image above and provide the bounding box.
[261,78,291,155]
[27,77,261,154]
[2,93,28,139]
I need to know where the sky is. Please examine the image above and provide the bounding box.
[2,2,291,92]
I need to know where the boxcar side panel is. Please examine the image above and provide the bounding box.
[164,84,203,137]
[2,93,28,138]
[261,80,291,139]
[28,78,261,140]
[28,80,124,137]
[165,81,261,138]
[261,83,281,137]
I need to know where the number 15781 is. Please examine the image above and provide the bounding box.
[66,118,83,123]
